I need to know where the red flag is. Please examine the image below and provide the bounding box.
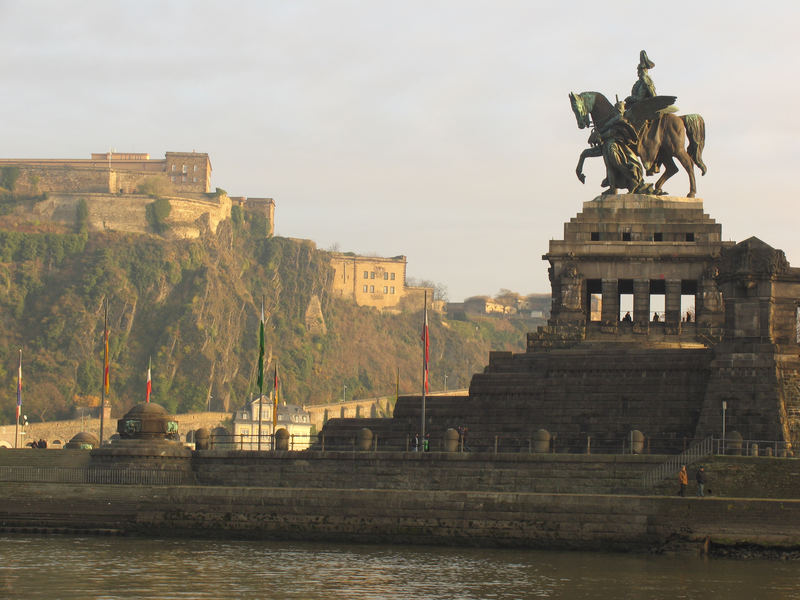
[16,349,22,420]
[103,300,110,395]
[145,357,152,403]
[421,301,429,393]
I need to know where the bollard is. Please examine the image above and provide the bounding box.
[275,428,289,451]
[356,428,373,451]
[630,430,645,455]
[194,428,210,451]
[751,443,759,457]
[533,429,551,454]
[443,428,459,452]
[727,431,743,456]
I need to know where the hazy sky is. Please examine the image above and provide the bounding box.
[0,1,797,301]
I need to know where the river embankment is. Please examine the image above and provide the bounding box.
[0,449,798,555]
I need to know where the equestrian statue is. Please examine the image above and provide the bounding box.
[569,51,706,197]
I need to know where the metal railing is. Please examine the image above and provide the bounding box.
[641,436,796,488]
[641,436,713,488]
[206,433,315,451]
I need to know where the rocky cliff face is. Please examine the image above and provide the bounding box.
[0,211,538,425]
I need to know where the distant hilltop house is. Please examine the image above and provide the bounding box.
[231,394,312,450]
[447,293,550,318]
[329,252,436,312]
[0,151,274,238]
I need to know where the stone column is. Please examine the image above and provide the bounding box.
[601,279,619,326]
[633,279,650,327]
[665,279,682,333]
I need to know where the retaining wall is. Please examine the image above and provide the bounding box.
[0,482,799,553]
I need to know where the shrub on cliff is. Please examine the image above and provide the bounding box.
[0,167,20,192]
[146,198,172,234]
[75,199,89,234]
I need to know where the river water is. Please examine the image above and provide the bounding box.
[0,534,798,599]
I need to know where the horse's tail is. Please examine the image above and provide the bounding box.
[682,114,707,176]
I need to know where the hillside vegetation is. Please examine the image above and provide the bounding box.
[0,198,542,424]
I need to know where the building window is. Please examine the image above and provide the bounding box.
[182,164,187,174]
[390,273,395,280]
[363,271,369,279]
[383,286,388,293]
[171,165,176,172]
[591,232,600,241]
[182,175,187,182]
[654,232,663,241]
[170,176,175,183]
[685,233,695,242]
[369,285,374,293]
[193,177,197,183]
[363,285,368,292]
[622,231,631,241]
[194,165,198,172]
[370,272,375,279]
[390,286,395,294]
[384,272,388,280]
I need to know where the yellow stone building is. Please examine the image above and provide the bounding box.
[329,252,433,311]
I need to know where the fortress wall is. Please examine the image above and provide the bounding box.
[112,170,170,194]
[27,193,231,238]
[165,193,231,237]
[4,165,112,195]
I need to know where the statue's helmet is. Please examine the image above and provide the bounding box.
[638,50,655,70]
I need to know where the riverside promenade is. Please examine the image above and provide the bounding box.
[0,449,799,555]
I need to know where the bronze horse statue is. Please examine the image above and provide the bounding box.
[569,91,706,197]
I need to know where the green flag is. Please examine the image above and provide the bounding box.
[257,301,265,394]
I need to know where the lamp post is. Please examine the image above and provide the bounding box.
[722,400,727,455]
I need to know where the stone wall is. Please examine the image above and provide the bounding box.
[191,451,662,494]
[1,479,799,552]
[5,165,113,195]
[26,192,231,239]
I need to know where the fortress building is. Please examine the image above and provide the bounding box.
[0,151,274,239]
[0,151,212,195]
[329,252,434,312]
[322,194,800,454]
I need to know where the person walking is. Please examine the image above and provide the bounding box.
[696,466,706,497]
[678,465,688,497]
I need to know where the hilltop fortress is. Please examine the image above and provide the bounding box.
[0,151,274,238]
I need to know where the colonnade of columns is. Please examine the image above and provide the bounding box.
[595,278,694,329]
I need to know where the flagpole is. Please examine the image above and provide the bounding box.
[257,297,265,451]
[272,363,278,450]
[421,290,428,445]
[14,349,21,449]
[100,298,108,444]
